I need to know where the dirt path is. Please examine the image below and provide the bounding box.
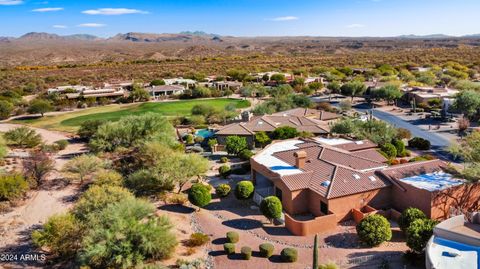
[0,124,87,268]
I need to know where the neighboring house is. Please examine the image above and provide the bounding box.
[404,87,459,104]
[65,88,126,100]
[148,85,185,99]
[215,111,331,148]
[250,138,480,235]
[426,213,480,269]
[47,85,93,95]
[163,78,197,89]
[271,108,340,122]
[198,81,243,91]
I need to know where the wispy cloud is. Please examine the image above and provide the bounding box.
[268,16,299,21]
[82,8,148,15]
[0,0,23,5]
[53,25,67,29]
[77,23,106,28]
[32,7,63,12]
[346,24,366,28]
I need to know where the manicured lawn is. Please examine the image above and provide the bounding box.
[13,98,250,133]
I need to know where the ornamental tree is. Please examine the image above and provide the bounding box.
[260,196,283,223]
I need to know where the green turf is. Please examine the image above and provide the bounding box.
[15,98,250,132]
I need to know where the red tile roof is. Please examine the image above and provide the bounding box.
[216,114,329,135]
[260,140,390,199]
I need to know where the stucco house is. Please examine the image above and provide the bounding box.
[250,138,480,235]
[215,111,332,148]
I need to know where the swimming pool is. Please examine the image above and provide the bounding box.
[195,129,214,139]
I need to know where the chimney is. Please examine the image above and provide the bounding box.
[294,151,307,170]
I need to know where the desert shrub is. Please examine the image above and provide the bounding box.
[260,196,283,223]
[406,218,438,253]
[225,136,248,155]
[188,183,211,208]
[223,243,235,255]
[259,243,274,258]
[356,214,392,247]
[92,170,123,187]
[241,246,252,260]
[381,143,397,159]
[226,231,239,243]
[0,173,29,201]
[398,207,427,233]
[234,181,254,200]
[186,233,210,247]
[194,136,204,144]
[31,213,83,258]
[396,128,412,140]
[79,199,177,268]
[54,140,69,150]
[218,165,231,178]
[390,159,400,165]
[215,184,231,197]
[89,114,177,152]
[63,154,106,184]
[176,258,204,269]
[280,248,298,262]
[238,149,254,161]
[185,134,194,145]
[73,185,134,222]
[165,193,188,205]
[77,119,106,140]
[125,168,176,195]
[408,137,431,150]
[392,139,406,157]
[219,156,228,163]
[272,126,299,140]
[4,126,42,148]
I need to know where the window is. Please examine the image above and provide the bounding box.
[320,201,328,215]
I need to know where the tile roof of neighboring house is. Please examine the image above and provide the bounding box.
[149,85,185,92]
[272,108,340,121]
[376,159,447,182]
[333,140,378,152]
[216,114,330,136]
[253,139,390,199]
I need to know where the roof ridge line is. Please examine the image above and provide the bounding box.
[380,159,441,171]
[326,165,338,199]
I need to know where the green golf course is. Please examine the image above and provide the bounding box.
[13,98,250,133]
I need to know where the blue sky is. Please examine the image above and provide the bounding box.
[0,0,479,37]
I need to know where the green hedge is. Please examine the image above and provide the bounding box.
[240,246,252,260]
[234,181,254,200]
[356,214,392,247]
[226,231,239,243]
[280,248,298,262]
[259,243,274,258]
[215,184,231,197]
[223,243,235,255]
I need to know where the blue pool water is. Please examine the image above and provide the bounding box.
[195,129,214,138]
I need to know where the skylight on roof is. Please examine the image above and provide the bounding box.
[369,176,377,182]
[355,141,365,145]
[321,180,331,187]
[353,174,361,180]
[258,121,263,125]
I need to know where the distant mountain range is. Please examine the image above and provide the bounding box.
[1,32,480,43]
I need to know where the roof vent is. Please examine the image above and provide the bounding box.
[258,121,263,125]
[353,174,361,180]
[368,176,377,182]
[355,141,364,145]
[321,180,331,187]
